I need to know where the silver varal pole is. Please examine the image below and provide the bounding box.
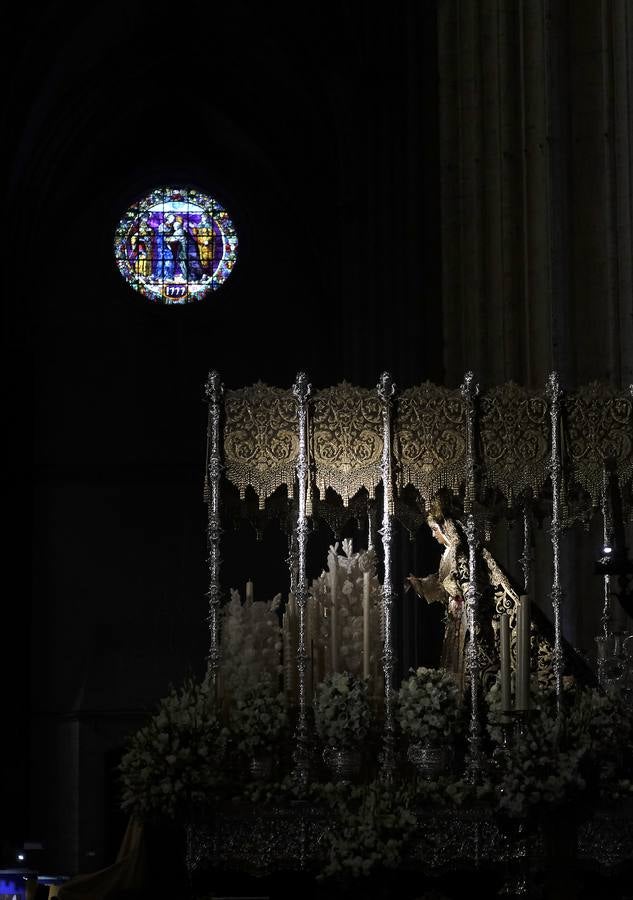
[601,465,612,641]
[520,502,532,595]
[204,370,224,685]
[377,371,396,782]
[287,528,299,600]
[292,371,312,786]
[367,499,375,552]
[461,371,484,779]
[546,372,564,715]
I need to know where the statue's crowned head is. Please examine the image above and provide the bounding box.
[425,491,464,548]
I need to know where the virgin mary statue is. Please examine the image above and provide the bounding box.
[407,500,518,693]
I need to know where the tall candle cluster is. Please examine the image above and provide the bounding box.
[223,541,383,709]
[282,539,383,705]
[499,594,532,713]
[282,591,298,701]
[219,584,283,701]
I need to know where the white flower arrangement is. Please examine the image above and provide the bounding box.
[119,675,227,821]
[313,672,372,747]
[484,678,627,818]
[220,588,283,698]
[566,684,633,790]
[230,674,288,755]
[396,667,463,745]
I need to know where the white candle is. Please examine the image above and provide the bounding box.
[305,598,313,703]
[515,595,531,711]
[515,604,522,708]
[283,598,300,704]
[245,580,254,604]
[282,611,291,700]
[362,570,371,680]
[500,613,511,713]
[330,561,338,673]
[322,604,330,677]
[317,596,323,686]
[311,595,321,689]
[310,638,315,704]
[215,666,223,705]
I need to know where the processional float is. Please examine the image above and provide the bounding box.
[203,371,633,778]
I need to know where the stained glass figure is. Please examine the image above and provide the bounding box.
[114,187,238,304]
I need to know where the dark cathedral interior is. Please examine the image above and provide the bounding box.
[5,2,633,899]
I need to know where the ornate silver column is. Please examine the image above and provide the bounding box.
[546,372,564,715]
[286,529,299,600]
[377,372,396,782]
[461,371,484,779]
[292,371,312,785]
[204,371,224,686]
[462,371,478,516]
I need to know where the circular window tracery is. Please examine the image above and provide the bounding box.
[114,187,238,304]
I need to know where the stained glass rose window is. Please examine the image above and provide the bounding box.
[114,187,238,304]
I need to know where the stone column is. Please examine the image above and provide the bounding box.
[438,0,633,391]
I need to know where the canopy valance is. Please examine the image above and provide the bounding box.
[216,377,632,520]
